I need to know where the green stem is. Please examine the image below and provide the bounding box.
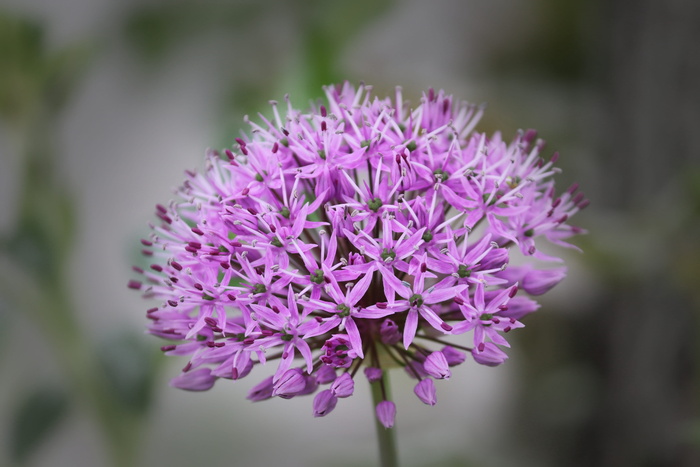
[370,372,399,467]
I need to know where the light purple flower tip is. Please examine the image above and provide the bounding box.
[380,318,401,345]
[313,389,338,417]
[441,346,467,366]
[376,400,396,429]
[471,342,509,367]
[497,265,567,296]
[497,296,540,320]
[169,368,216,392]
[414,379,437,406]
[423,351,451,379]
[364,367,383,383]
[330,372,354,398]
[247,375,274,401]
[316,365,337,384]
[272,368,307,398]
[297,374,320,396]
[523,267,567,295]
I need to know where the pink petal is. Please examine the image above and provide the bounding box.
[344,317,364,359]
[414,379,437,406]
[376,401,396,428]
[403,310,419,349]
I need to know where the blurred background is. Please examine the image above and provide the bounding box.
[0,0,698,466]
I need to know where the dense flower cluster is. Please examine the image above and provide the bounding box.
[129,83,587,427]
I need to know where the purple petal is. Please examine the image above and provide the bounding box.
[303,316,341,339]
[418,305,451,333]
[364,367,383,383]
[330,372,354,398]
[291,203,309,237]
[423,351,451,379]
[354,305,396,319]
[295,338,314,374]
[471,342,508,367]
[473,281,485,310]
[441,346,467,366]
[324,231,338,267]
[440,184,471,211]
[403,310,419,349]
[250,304,286,329]
[522,267,567,295]
[380,319,401,345]
[272,368,306,398]
[494,265,528,286]
[381,269,412,300]
[376,400,396,429]
[170,368,216,392]
[424,284,467,304]
[313,389,338,417]
[486,327,512,347]
[347,268,374,305]
[344,317,364,359]
[296,373,320,396]
[395,228,426,259]
[498,295,540,319]
[414,379,437,406]
[315,365,337,384]
[247,375,274,401]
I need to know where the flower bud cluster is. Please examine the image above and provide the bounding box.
[130,83,586,426]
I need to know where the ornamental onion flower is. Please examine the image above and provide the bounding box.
[129,82,586,428]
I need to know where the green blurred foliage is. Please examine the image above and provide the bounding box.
[0,12,94,125]
[0,296,9,358]
[0,10,159,467]
[125,1,263,64]
[487,0,598,81]
[0,11,93,284]
[673,169,700,305]
[3,168,75,285]
[0,13,43,124]
[97,331,162,415]
[124,0,392,144]
[10,386,71,465]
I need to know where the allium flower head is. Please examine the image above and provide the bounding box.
[130,82,587,425]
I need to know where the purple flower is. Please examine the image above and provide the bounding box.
[313,390,338,417]
[170,368,216,392]
[247,376,274,401]
[496,265,567,296]
[364,367,383,383]
[471,342,509,367]
[379,319,401,345]
[320,335,357,368]
[452,282,524,352]
[330,372,354,398]
[272,368,307,399]
[423,351,451,379]
[414,379,437,406]
[441,346,467,366]
[376,400,397,429]
[315,365,337,384]
[380,267,467,349]
[131,82,585,428]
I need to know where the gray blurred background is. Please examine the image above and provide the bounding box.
[0,0,698,466]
